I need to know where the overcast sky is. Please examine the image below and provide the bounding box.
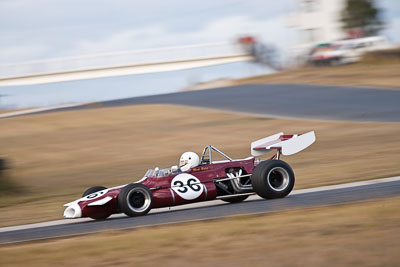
[1,0,398,64]
[0,0,399,109]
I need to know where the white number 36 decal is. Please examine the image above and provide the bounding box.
[171,174,204,200]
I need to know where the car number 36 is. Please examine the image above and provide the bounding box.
[171,174,204,200]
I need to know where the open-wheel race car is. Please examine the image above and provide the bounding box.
[64,131,316,220]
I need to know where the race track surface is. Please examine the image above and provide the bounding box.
[1,177,399,244]
[41,83,400,122]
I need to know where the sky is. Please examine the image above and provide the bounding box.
[0,0,297,63]
[0,0,399,108]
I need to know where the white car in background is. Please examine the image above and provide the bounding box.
[310,36,391,66]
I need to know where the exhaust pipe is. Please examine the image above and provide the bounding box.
[226,169,253,193]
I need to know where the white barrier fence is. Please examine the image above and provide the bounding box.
[0,42,250,80]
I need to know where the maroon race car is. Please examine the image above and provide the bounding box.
[63,131,316,220]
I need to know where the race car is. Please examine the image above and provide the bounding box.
[64,131,316,220]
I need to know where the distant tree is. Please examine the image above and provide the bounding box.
[252,43,279,70]
[341,0,384,36]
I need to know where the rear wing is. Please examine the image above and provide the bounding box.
[251,131,316,157]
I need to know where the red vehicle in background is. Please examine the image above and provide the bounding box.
[64,131,316,220]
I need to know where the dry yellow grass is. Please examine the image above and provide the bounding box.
[0,108,32,114]
[1,197,399,266]
[0,104,399,226]
[235,63,400,89]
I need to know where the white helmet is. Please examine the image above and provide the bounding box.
[179,152,200,172]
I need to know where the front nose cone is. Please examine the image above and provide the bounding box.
[64,203,82,218]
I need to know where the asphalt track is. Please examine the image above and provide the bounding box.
[32,83,400,122]
[1,177,399,245]
[1,83,399,244]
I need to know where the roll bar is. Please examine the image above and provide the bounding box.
[200,145,233,164]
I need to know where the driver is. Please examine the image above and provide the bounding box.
[171,152,200,173]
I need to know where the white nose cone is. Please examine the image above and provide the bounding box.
[63,203,82,218]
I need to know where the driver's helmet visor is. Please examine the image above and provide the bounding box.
[179,159,189,168]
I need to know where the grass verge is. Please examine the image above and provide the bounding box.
[0,104,399,226]
[1,197,399,266]
[235,62,400,89]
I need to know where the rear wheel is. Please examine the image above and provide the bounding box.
[118,183,153,217]
[251,160,295,199]
[82,186,111,220]
[220,195,249,203]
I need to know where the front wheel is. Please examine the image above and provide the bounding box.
[251,160,295,199]
[82,186,111,220]
[82,186,107,197]
[118,183,153,217]
[220,195,249,203]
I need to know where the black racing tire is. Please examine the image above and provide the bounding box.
[82,186,107,197]
[220,195,249,203]
[82,186,110,220]
[88,213,111,220]
[251,160,295,199]
[118,183,153,217]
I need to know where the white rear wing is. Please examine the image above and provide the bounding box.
[251,131,316,156]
